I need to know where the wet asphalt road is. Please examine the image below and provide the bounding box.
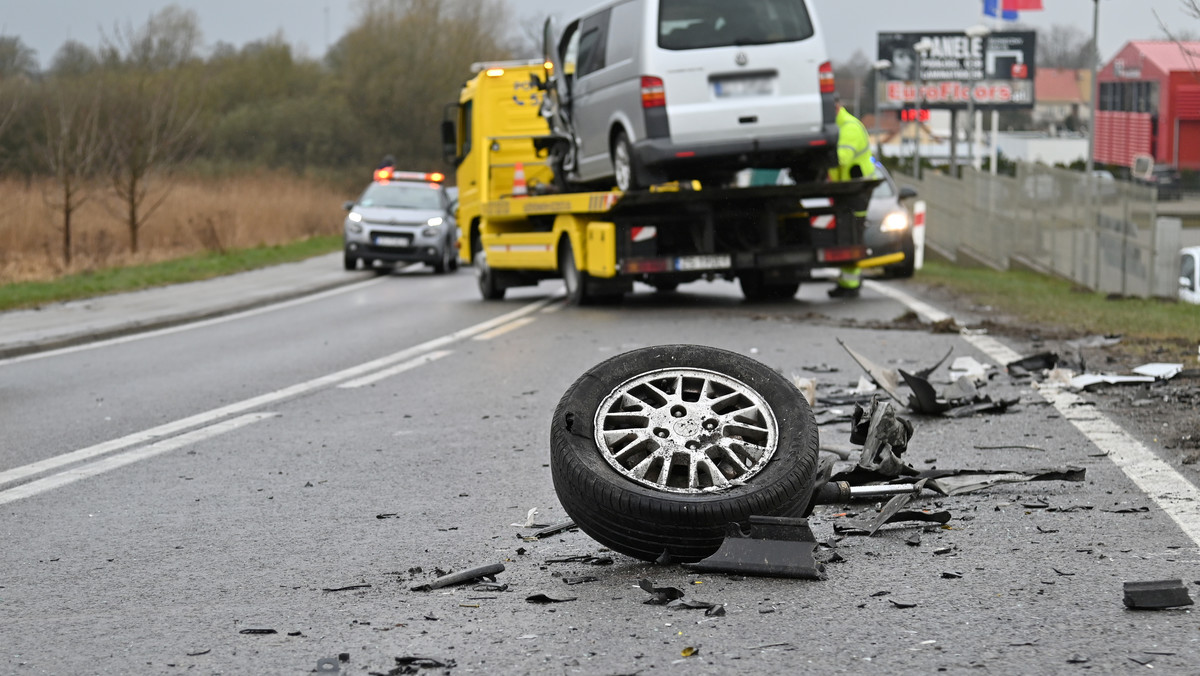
[1,268,1198,675]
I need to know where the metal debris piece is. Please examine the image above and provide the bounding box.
[239,629,277,635]
[838,340,905,403]
[1123,580,1194,609]
[666,598,726,616]
[889,599,918,608]
[638,579,685,605]
[921,466,1086,496]
[1131,363,1183,380]
[389,656,456,673]
[899,370,951,414]
[530,520,577,539]
[526,593,578,604]
[410,563,504,592]
[684,516,826,580]
[852,399,917,478]
[562,576,599,585]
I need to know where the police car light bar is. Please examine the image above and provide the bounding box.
[374,169,445,183]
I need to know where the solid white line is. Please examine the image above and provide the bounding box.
[338,350,453,389]
[0,296,557,489]
[472,316,537,340]
[869,280,1200,547]
[0,413,277,506]
[0,276,391,367]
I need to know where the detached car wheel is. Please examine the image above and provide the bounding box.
[550,345,820,563]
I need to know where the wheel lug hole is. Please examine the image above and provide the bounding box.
[685,441,700,450]
[703,420,717,431]
[654,428,670,438]
[671,406,687,418]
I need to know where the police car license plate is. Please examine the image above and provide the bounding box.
[714,77,773,98]
[374,235,410,247]
[675,255,731,271]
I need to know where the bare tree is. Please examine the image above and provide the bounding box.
[104,73,203,253]
[1037,25,1099,69]
[1156,1,1200,73]
[39,81,105,266]
[0,36,39,79]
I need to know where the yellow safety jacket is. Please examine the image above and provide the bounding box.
[828,107,876,184]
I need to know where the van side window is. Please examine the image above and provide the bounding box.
[576,10,611,77]
[1183,254,1197,291]
[658,0,814,50]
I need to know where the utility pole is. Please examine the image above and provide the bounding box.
[913,38,934,180]
[873,59,892,159]
[1086,0,1101,173]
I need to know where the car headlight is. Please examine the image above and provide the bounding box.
[426,217,444,227]
[348,212,362,223]
[880,211,909,233]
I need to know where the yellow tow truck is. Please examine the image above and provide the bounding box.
[440,61,885,304]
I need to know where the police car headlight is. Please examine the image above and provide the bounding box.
[880,211,909,233]
[426,217,443,227]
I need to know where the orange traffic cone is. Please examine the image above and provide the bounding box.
[513,161,528,198]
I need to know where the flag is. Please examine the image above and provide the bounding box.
[983,0,1019,20]
[1003,0,1044,9]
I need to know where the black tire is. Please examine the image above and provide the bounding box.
[551,345,820,563]
[739,273,799,302]
[559,239,590,306]
[343,251,358,271]
[473,238,505,300]
[432,243,452,274]
[612,130,641,192]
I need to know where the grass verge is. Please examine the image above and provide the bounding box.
[0,236,341,313]
[913,260,1198,363]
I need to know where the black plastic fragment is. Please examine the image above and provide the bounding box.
[533,520,577,538]
[1007,352,1059,375]
[562,576,599,585]
[410,563,505,592]
[323,584,372,592]
[684,516,826,580]
[239,628,277,635]
[544,555,613,565]
[639,579,685,605]
[1123,579,1194,609]
[525,593,577,604]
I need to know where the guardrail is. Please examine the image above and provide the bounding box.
[896,163,1183,299]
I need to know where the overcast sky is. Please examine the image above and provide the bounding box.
[3,0,1195,69]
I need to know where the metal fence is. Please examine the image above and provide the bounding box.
[896,164,1183,299]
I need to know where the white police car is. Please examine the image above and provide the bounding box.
[342,169,459,273]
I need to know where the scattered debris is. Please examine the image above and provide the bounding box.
[920,467,1086,496]
[544,555,613,566]
[666,598,726,616]
[316,657,339,673]
[186,649,211,657]
[888,598,918,608]
[525,593,577,604]
[562,576,599,585]
[374,656,457,675]
[1123,579,1194,610]
[511,507,543,528]
[520,520,577,541]
[685,516,826,580]
[410,563,504,592]
[838,339,905,403]
[238,629,277,635]
[638,579,685,604]
[322,584,372,593]
[1006,352,1059,376]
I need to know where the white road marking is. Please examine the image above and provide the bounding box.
[0,276,391,367]
[0,296,557,490]
[473,316,537,340]
[867,279,1200,547]
[0,413,277,506]
[338,350,453,389]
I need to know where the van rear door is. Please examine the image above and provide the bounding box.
[650,0,828,145]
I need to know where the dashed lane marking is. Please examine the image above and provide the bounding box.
[338,350,453,389]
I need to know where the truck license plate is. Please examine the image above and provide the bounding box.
[374,235,410,247]
[675,255,731,271]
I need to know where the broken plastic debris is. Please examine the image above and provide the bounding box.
[410,563,504,592]
[1131,363,1183,380]
[638,578,685,605]
[1005,352,1059,375]
[949,356,991,382]
[922,466,1086,496]
[1123,579,1194,609]
[512,507,541,528]
[544,554,613,565]
[525,593,577,604]
[685,516,826,580]
[239,629,277,635]
[392,656,456,671]
[838,339,905,403]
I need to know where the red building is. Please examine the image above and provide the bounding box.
[1094,41,1200,170]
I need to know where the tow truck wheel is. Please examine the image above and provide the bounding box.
[473,241,505,300]
[739,273,799,302]
[559,240,590,306]
[612,131,640,192]
[343,252,358,271]
[550,345,820,563]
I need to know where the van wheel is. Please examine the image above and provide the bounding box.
[474,240,505,300]
[612,131,641,192]
[343,252,358,271]
[559,239,591,306]
[550,344,821,563]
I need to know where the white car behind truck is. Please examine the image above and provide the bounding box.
[1181,246,1199,304]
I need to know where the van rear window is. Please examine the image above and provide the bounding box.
[658,0,814,50]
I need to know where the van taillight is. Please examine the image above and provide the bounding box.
[819,61,835,94]
[641,76,665,108]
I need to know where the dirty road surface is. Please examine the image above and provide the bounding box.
[2,270,1197,674]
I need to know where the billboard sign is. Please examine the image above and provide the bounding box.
[876,31,1037,110]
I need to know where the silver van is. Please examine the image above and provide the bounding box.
[542,0,837,191]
